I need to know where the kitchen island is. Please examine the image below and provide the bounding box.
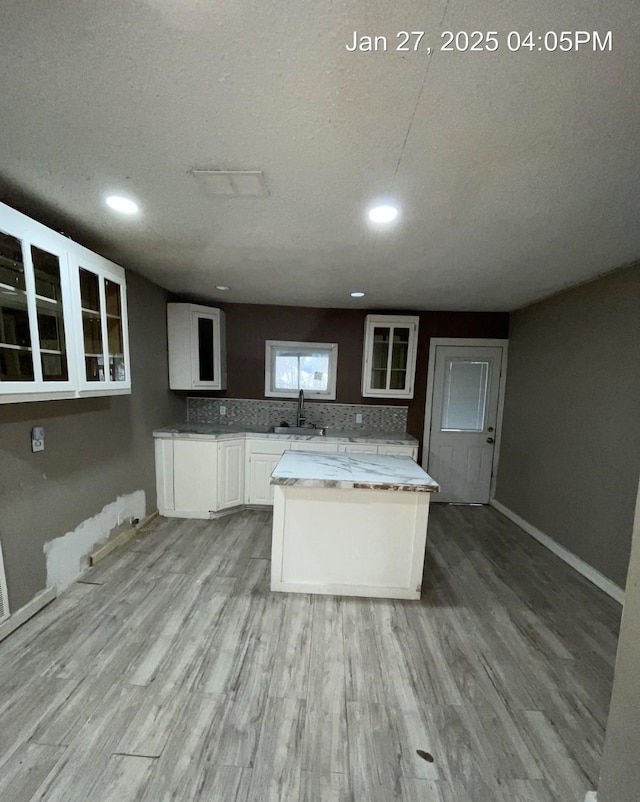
[270,450,439,600]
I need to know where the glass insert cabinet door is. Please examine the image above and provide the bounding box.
[362,315,419,398]
[76,262,129,387]
[0,228,73,392]
[0,200,131,403]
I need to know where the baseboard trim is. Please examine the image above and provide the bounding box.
[0,586,57,643]
[490,499,625,605]
[89,524,138,567]
[137,510,159,531]
[90,510,160,567]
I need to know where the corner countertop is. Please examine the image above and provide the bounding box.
[270,450,439,492]
[152,422,418,447]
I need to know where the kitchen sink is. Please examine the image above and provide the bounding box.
[271,426,326,436]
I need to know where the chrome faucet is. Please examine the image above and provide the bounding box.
[296,389,306,427]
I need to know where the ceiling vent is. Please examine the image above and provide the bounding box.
[190,170,269,197]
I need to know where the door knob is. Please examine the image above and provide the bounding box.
[487,426,494,432]
[486,437,494,444]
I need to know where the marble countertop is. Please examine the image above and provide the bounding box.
[271,450,439,492]
[152,422,418,447]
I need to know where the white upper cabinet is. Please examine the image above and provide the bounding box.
[361,314,419,399]
[167,303,226,391]
[70,252,130,393]
[0,202,131,403]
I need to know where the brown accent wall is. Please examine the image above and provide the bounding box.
[179,302,509,448]
[0,271,185,611]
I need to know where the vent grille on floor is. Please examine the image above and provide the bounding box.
[0,541,9,623]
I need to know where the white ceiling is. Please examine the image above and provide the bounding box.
[1,0,638,311]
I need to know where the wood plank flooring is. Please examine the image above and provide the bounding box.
[0,505,621,801]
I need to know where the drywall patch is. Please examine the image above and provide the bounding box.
[44,490,145,592]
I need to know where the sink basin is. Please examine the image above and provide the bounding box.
[271,426,326,436]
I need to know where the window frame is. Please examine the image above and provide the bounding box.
[264,339,338,400]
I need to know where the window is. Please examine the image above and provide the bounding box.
[265,340,338,399]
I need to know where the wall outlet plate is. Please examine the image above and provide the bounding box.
[220,406,227,416]
[31,427,45,452]
[355,413,363,423]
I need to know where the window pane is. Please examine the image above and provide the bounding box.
[371,326,389,389]
[32,246,68,382]
[274,349,330,392]
[441,360,489,432]
[0,231,34,381]
[80,268,103,381]
[105,279,125,381]
[198,317,214,382]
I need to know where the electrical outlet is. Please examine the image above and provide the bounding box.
[355,413,363,423]
[117,511,123,526]
[31,426,45,452]
[220,406,226,416]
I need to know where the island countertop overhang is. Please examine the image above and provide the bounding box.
[271,450,439,493]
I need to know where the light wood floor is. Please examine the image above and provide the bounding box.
[0,505,621,801]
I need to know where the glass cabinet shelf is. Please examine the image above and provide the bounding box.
[362,314,419,399]
[0,201,131,403]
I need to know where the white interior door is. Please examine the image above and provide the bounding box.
[426,345,503,503]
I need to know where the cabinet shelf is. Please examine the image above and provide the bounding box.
[362,314,419,399]
[0,342,32,352]
[0,282,26,296]
[0,200,131,402]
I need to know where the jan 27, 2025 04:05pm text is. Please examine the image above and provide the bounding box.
[345,30,613,54]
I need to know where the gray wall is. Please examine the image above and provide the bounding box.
[495,265,640,588]
[597,479,640,802]
[0,271,184,611]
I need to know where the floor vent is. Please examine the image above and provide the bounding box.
[0,541,9,623]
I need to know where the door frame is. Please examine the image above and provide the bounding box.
[422,338,509,501]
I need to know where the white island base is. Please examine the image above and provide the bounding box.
[270,451,438,600]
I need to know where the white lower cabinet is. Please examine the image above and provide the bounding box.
[173,440,218,517]
[245,440,289,505]
[337,444,378,454]
[247,453,282,505]
[291,442,339,453]
[217,440,245,509]
[377,445,418,460]
[155,435,418,517]
[155,437,243,518]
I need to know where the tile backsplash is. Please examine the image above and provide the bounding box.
[187,397,408,432]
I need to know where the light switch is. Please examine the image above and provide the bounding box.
[31,426,45,452]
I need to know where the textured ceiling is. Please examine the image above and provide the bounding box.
[0,0,638,310]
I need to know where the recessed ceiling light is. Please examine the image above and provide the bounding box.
[105,195,139,215]
[368,204,399,224]
[350,291,365,298]
[216,285,230,291]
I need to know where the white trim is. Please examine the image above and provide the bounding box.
[0,587,57,643]
[422,338,509,498]
[264,340,338,400]
[0,541,9,624]
[490,499,624,604]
